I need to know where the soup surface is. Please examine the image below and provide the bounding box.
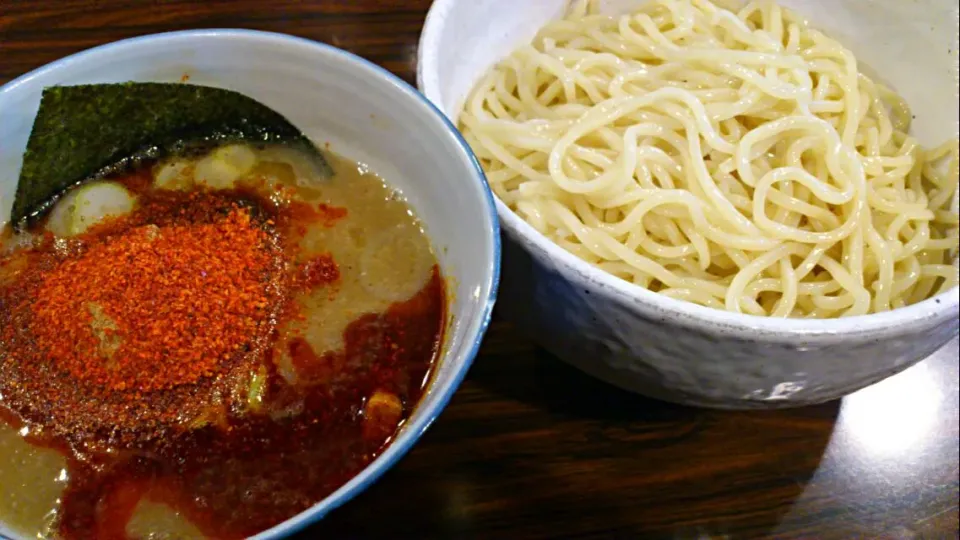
[0,144,445,539]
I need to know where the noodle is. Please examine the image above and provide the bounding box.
[459,0,960,318]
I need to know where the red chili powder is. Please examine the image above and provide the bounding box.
[285,201,347,231]
[297,254,340,289]
[29,205,274,393]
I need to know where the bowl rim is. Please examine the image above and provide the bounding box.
[416,0,959,341]
[0,28,501,540]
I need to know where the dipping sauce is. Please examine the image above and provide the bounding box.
[0,144,445,539]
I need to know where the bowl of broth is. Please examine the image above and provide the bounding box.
[0,29,499,539]
[418,0,959,408]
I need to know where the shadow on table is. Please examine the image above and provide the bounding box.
[306,338,841,539]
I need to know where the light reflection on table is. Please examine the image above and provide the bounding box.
[839,358,945,458]
[777,337,959,538]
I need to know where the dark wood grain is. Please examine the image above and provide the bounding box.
[1,2,958,539]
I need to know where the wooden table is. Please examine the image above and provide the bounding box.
[1,2,958,538]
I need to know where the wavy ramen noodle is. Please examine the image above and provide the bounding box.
[460,0,960,317]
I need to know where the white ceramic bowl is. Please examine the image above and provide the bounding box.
[0,29,499,540]
[418,0,960,408]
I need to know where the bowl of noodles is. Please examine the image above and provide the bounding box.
[418,0,960,407]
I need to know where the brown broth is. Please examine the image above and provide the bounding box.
[0,148,445,539]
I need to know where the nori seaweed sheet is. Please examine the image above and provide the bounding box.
[11,82,332,226]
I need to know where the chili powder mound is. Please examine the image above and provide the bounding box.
[0,188,313,451]
[30,207,273,392]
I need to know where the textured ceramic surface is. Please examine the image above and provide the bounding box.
[418,0,960,408]
[0,30,500,540]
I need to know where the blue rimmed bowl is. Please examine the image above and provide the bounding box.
[0,29,500,539]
